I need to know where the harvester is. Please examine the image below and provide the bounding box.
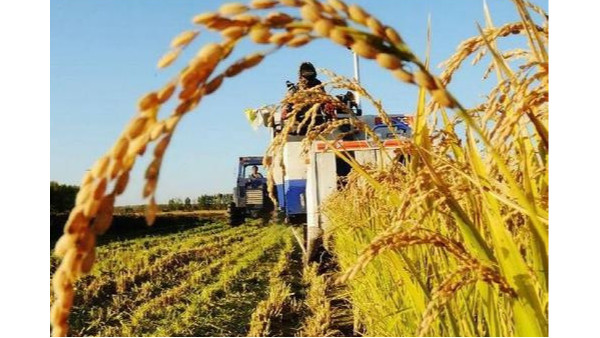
[266,108,412,259]
[240,58,413,259]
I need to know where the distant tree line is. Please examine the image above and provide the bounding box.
[50,181,79,214]
[51,181,231,214]
[115,194,233,213]
[167,193,233,211]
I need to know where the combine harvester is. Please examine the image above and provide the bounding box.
[233,58,413,260]
[265,105,412,260]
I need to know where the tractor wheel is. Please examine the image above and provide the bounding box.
[249,210,260,219]
[228,203,244,226]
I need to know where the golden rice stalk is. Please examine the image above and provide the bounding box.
[219,3,249,16]
[157,81,177,104]
[204,74,225,94]
[328,0,348,13]
[416,267,477,337]
[137,92,159,111]
[165,115,180,132]
[289,26,313,35]
[439,22,547,84]
[233,13,261,25]
[92,177,107,201]
[250,24,272,43]
[178,85,197,100]
[80,247,95,274]
[108,158,121,179]
[385,26,404,45]
[320,3,338,16]
[111,137,129,160]
[120,153,135,172]
[157,49,180,69]
[392,68,414,83]
[348,4,369,25]
[251,0,279,9]
[92,193,115,235]
[197,42,225,66]
[74,185,91,206]
[351,39,377,59]
[414,69,438,90]
[301,4,322,22]
[221,26,248,40]
[174,100,193,116]
[242,52,265,69]
[143,178,157,199]
[266,12,294,27]
[192,12,219,25]
[287,34,312,47]
[170,30,199,48]
[145,197,158,225]
[154,135,171,158]
[114,172,129,195]
[90,156,109,178]
[149,121,165,141]
[366,16,385,37]
[329,27,353,47]
[205,17,236,30]
[269,31,294,45]
[432,89,456,108]
[79,171,94,186]
[376,53,401,70]
[62,209,86,237]
[314,18,334,37]
[280,0,303,7]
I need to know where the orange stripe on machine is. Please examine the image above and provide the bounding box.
[315,139,410,152]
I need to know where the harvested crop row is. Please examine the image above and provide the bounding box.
[64,225,265,336]
[147,225,289,337]
[92,223,257,277]
[99,222,224,250]
[299,263,336,337]
[117,226,281,336]
[78,225,262,303]
[50,223,225,277]
[95,222,225,255]
[247,232,296,337]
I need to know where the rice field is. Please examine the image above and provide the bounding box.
[50,222,349,337]
[51,0,548,336]
[53,222,285,336]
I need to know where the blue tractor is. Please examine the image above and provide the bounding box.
[228,156,274,226]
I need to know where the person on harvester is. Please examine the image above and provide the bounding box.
[298,62,324,91]
[284,62,327,135]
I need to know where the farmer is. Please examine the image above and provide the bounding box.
[248,165,264,179]
[284,62,325,94]
[297,61,324,91]
[284,62,327,135]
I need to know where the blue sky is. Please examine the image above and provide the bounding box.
[50,0,547,205]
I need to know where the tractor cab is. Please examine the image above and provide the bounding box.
[228,156,273,225]
[236,157,267,188]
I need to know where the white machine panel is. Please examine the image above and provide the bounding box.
[306,151,337,231]
[354,149,378,166]
[283,142,307,180]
